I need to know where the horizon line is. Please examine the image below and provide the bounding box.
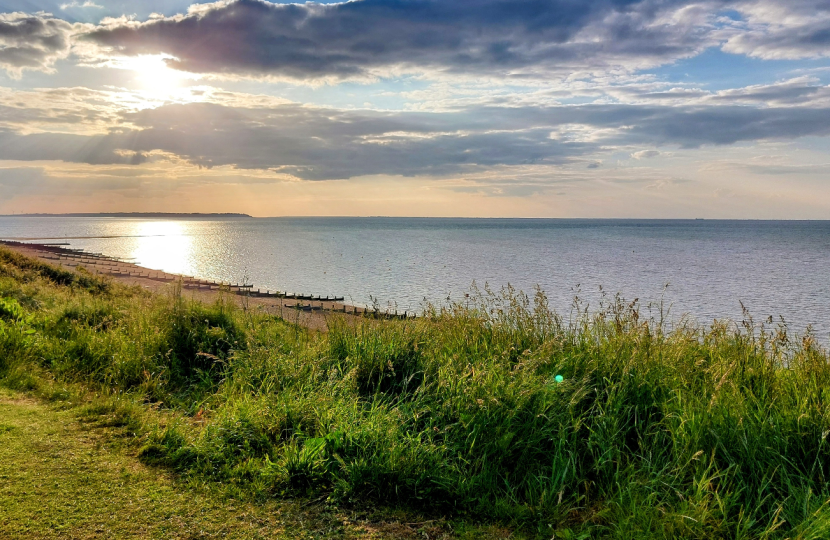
[3,213,830,221]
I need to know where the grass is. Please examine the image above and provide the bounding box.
[0,386,465,539]
[0,387,284,539]
[3,245,830,538]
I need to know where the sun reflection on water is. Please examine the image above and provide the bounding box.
[130,221,193,275]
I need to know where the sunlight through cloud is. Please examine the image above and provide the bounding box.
[114,55,201,99]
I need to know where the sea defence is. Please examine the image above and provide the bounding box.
[0,240,417,327]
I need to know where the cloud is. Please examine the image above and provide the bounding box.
[713,160,830,175]
[707,77,830,107]
[0,12,77,76]
[725,0,830,59]
[746,163,830,175]
[81,0,725,80]
[7,0,829,83]
[632,150,661,159]
[1,97,830,180]
[571,77,830,109]
[0,86,131,134]
[7,1,830,83]
[60,1,103,9]
[601,104,830,147]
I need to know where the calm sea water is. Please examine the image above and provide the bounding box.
[2,217,829,335]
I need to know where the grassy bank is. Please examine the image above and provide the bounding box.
[2,246,830,538]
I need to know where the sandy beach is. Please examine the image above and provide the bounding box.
[0,241,415,332]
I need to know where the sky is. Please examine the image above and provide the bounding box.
[1,1,830,217]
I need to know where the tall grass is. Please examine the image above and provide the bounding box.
[2,246,830,538]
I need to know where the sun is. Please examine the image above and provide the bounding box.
[119,55,198,97]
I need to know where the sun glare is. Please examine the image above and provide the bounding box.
[131,221,194,275]
[119,55,198,97]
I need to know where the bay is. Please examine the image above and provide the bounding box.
[2,216,829,336]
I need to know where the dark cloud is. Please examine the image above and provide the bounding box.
[114,103,593,178]
[83,0,722,78]
[0,12,75,75]
[620,106,830,146]
[2,100,830,179]
[6,1,830,80]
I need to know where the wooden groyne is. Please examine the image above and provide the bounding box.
[0,240,418,320]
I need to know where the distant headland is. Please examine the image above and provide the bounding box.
[1,212,253,219]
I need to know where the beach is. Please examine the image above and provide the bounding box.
[0,241,415,332]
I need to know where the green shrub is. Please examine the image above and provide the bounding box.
[158,297,244,381]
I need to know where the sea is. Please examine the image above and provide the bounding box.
[2,216,829,336]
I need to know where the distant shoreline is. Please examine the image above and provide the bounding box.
[3,214,830,221]
[0,212,252,219]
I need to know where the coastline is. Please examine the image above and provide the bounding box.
[0,212,253,219]
[3,218,830,334]
[0,241,415,331]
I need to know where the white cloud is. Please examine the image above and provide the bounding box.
[60,1,103,9]
[632,150,662,159]
[724,0,830,59]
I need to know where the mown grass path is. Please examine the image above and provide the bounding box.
[0,387,425,540]
[0,388,288,539]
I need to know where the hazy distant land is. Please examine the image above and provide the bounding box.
[0,212,252,219]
